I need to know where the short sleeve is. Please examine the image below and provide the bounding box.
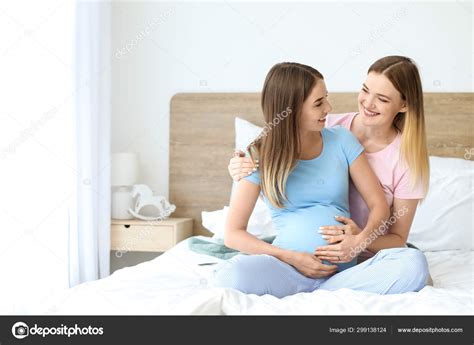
[393,167,425,199]
[337,127,364,166]
[242,169,260,185]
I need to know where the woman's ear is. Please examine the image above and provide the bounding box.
[399,103,408,113]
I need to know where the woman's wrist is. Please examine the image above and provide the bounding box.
[355,228,376,249]
[273,248,296,265]
[356,229,370,243]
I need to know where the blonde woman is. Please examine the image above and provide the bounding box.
[229,56,430,269]
[214,61,428,298]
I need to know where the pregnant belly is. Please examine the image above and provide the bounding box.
[272,205,348,254]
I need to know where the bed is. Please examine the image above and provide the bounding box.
[31,239,473,315]
[35,92,473,315]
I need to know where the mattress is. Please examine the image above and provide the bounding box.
[32,237,473,315]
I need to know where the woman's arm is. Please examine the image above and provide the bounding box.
[365,198,419,252]
[226,179,338,278]
[349,154,391,242]
[224,179,284,256]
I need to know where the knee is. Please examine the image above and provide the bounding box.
[408,249,429,290]
[211,255,265,293]
[394,248,429,292]
[212,258,242,290]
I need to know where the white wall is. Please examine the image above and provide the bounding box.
[111,1,473,199]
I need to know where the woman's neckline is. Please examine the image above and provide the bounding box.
[298,129,326,162]
[349,113,401,156]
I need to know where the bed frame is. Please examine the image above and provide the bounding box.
[170,92,473,236]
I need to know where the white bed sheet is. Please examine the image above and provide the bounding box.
[32,236,226,315]
[33,237,473,315]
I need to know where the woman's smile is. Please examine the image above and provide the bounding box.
[361,105,381,117]
[318,114,327,123]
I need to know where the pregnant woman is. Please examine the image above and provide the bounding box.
[213,61,429,298]
[225,56,431,296]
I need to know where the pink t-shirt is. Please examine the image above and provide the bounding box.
[326,112,425,258]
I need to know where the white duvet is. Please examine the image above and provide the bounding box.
[32,236,473,315]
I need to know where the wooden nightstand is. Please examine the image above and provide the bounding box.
[111,217,193,253]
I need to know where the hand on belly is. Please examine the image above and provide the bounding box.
[272,205,347,253]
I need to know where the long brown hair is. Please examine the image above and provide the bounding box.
[248,62,324,208]
[369,56,430,195]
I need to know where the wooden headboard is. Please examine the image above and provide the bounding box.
[170,93,473,236]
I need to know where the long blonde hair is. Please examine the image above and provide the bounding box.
[248,62,324,208]
[369,56,430,194]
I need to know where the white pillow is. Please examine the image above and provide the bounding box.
[234,117,262,153]
[408,156,474,251]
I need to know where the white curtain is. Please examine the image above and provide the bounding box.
[0,0,76,313]
[70,1,111,286]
